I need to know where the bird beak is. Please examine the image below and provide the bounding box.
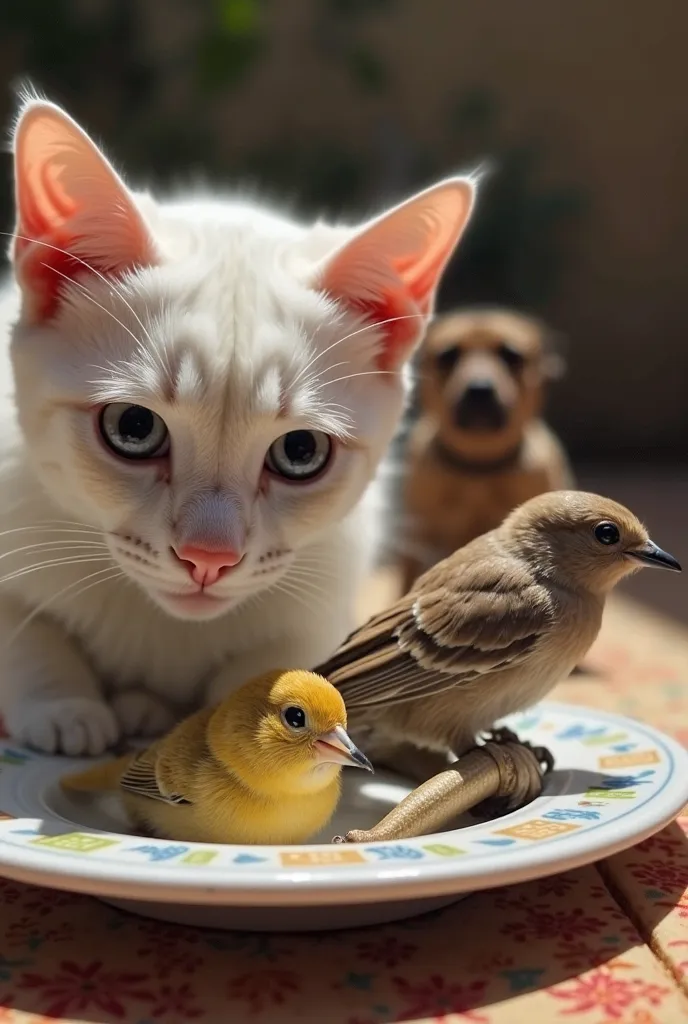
[314,725,373,772]
[626,540,682,572]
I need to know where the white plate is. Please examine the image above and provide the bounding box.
[0,701,686,931]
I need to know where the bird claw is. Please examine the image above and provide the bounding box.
[470,728,555,819]
[481,726,555,775]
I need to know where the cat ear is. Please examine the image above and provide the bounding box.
[11,100,156,323]
[318,178,475,370]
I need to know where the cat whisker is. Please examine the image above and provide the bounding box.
[282,567,340,594]
[281,562,332,585]
[283,567,341,586]
[291,313,428,387]
[288,553,344,572]
[0,555,113,590]
[24,518,101,530]
[7,567,126,649]
[42,264,149,367]
[0,541,109,564]
[298,360,351,393]
[0,526,104,541]
[308,369,398,393]
[2,230,156,352]
[282,579,332,604]
[13,234,174,397]
[270,579,323,619]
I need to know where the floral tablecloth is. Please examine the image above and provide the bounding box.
[1,594,688,1024]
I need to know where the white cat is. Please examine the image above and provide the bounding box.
[0,98,475,755]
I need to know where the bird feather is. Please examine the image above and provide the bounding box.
[316,555,553,707]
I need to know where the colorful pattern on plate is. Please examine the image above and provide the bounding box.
[1,595,688,1022]
[0,704,681,882]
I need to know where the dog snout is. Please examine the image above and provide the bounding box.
[454,381,507,431]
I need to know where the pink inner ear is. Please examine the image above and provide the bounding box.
[319,179,474,371]
[12,102,155,323]
[344,291,421,372]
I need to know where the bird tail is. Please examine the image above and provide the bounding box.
[60,753,135,792]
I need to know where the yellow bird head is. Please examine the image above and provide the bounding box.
[209,669,373,797]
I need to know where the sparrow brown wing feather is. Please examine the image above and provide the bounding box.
[316,556,554,708]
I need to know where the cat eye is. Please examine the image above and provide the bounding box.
[497,343,526,371]
[594,521,621,546]
[99,403,170,460]
[281,705,307,730]
[265,430,332,482]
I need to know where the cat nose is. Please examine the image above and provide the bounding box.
[174,545,243,587]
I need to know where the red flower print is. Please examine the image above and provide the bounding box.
[356,934,417,968]
[18,960,154,1019]
[6,915,74,950]
[600,1011,662,1024]
[501,906,606,943]
[11,884,80,918]
[135,918,203,950]
[628,859,688,898]
[660,893,688,919]
[534,874,579,898]
[626,857,688,916]
[147,982,202,1020]
[636,829,684,857]
[467,953,514,973]
[0,880,24,904]
[550,967,668,1019]
[226,970,300,1014]
[393,975,489,1022]
[554,942,628,972]
[493,890,530,911]
[668,939,688,978]
[135,920,204,978]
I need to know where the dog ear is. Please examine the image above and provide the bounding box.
[539,323,567,380]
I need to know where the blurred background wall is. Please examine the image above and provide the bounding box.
[0,0,686,616]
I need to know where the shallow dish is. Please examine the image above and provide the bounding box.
[0,702,685,931]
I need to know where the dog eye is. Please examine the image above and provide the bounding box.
[497,344,526,371]
[435,347,461,374]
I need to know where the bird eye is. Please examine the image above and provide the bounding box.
[281,705,307,730]
[265,430,332,482]
[99,404,169,460]
[497,343,526,371]
[435,347,461,374]
[594,521,621,545]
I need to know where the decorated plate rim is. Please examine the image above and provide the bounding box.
[0,701,686,907]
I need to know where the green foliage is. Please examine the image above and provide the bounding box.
[197,0,267,91]
[436,90,588,310]
[0,1,587,311]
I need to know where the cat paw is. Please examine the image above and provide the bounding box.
[110,691,176,739]
[7,698,120,756]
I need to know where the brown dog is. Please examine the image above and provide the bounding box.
[401,308,573,589]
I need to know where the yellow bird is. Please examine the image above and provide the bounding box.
[61,669,372,844]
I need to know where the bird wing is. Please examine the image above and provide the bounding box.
[119,707,215,805]
[120,750,192,805]
[316,557,554,708]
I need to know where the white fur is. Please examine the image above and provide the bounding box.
[0,100,474,754]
